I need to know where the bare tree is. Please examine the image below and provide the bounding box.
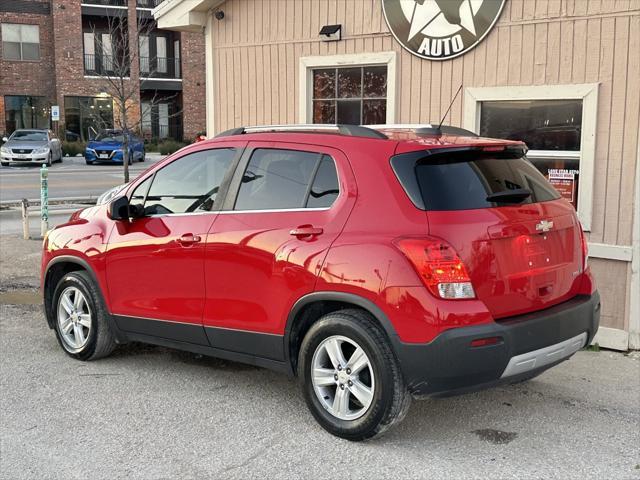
[89,12,182,183]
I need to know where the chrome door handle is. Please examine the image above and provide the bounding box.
[289,226,323,238]
[177,233,202,245]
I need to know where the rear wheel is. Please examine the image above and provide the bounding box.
[298,309,411,441]
[52,271,116,361]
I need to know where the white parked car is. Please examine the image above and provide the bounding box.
[1,129,63,166]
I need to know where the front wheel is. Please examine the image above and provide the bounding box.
[52,271,116,361]
[46,153,52,166]
[298,309,411,441]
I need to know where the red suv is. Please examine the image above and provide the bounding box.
[41,124,600,440]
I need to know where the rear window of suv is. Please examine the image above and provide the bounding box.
[391,149,561,211]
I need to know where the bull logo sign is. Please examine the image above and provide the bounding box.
[382,0,506,60]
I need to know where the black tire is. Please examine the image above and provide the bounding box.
[85,160,94,165]
[46,153,52,167]
[1,162,9,167]
[51,271,116,361]
[298,309,411,441]
[140,150,145,162]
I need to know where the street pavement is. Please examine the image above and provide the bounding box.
[0,154,164,203]
[0,234,639,479]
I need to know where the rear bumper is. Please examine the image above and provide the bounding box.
[394,291,600,396]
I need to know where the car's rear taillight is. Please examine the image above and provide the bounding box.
[394,237,476,300]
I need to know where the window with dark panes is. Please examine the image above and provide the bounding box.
[64,96,114,142]
[141,148,236,215]
[307,155,340,208]
[480,99,583,210]
[312,66,387,125]
[1,24,40,60]
[4,96,50,134]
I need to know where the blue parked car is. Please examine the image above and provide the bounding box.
[85,130,145,165]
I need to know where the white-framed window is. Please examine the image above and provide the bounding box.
[463,84,598,231]
[1,23,40,61]
[299,52,397,125]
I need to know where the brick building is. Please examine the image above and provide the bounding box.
[0,0,206,141]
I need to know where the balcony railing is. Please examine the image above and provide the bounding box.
[84,54,130,77]
[139,56,181,79]
[137,0,164,8]
[82,0,127,6]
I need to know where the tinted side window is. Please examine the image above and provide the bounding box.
[306,155,339,208]
[235,149,320,210]
[137,148,235,215]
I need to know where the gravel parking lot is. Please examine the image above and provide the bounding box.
[1,234,639,480]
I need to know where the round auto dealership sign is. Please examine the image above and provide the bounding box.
[382,0,506,61]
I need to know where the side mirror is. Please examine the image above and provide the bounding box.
[109,195,131,221]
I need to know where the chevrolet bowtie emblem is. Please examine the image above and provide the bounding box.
[536,220,554,233]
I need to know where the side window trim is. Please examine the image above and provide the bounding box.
[222,145,341,213]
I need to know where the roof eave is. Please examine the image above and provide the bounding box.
[153,0,225,32]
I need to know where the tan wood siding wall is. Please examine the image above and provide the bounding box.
[210,0,639,334]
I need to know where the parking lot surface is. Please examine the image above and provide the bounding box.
[1,234,639,480]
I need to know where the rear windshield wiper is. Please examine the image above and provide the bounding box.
[486,188,532,203]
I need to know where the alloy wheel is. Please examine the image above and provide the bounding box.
[311,335,375,421]
[57,286,92,352]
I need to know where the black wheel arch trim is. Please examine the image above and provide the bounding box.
[283,291,400,373]
[44,255,100,287]
[43,255,127,342]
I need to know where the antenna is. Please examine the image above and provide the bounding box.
[438,84,463,130]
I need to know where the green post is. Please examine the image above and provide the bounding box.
[40,164,49,237]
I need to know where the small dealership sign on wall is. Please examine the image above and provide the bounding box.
[382,0,506,61]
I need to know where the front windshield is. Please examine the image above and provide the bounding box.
[95,131,125,142]
[10,131,48,141]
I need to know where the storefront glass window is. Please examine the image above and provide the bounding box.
[479,99,583,209]
[64,96,114,142]
[3,95,50,134]
[312,66,387,125]
[480,100,582,151]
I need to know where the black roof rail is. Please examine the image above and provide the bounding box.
[214,124,388,139]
